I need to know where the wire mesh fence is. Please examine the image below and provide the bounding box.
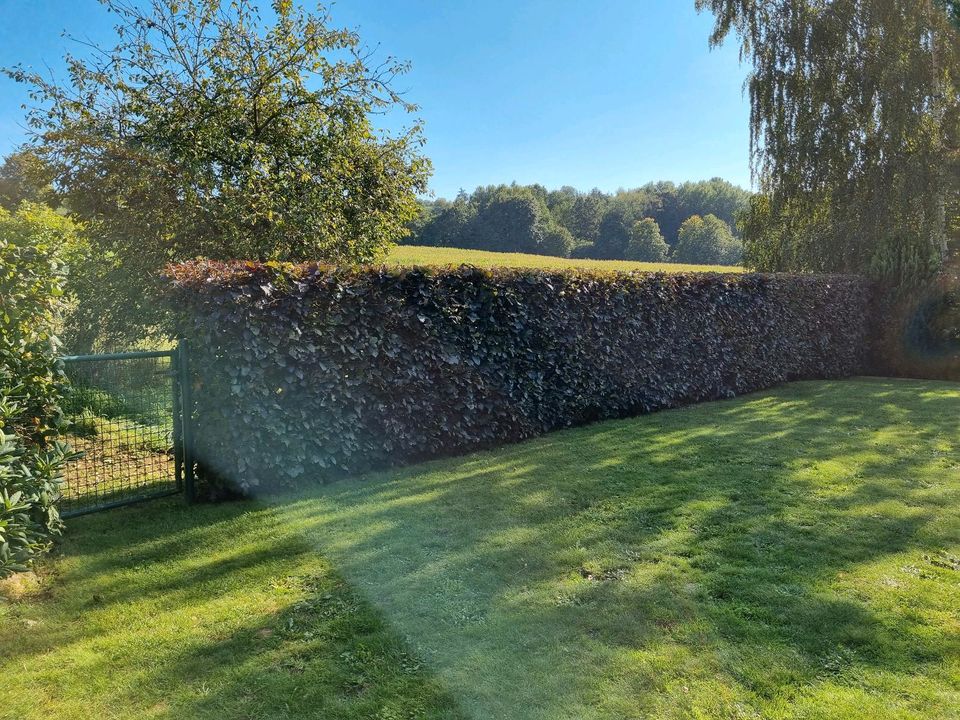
[60,349,184,516]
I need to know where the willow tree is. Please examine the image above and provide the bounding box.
[6,0,430,348]
[696,0,960,285]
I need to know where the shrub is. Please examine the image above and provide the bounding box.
[538,224,575,257]
[167,262,871,494]
[0,204,75,576]
[569,242,597,259]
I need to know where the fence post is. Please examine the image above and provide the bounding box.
[177,338,196,503]
[172,348,184,492]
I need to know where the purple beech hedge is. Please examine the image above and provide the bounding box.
[164,261,871,492]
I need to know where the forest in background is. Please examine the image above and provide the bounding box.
[404,178,751,264]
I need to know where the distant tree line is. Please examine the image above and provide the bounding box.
[405,178,751,265]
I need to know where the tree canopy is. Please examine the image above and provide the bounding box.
[625,218,670,262]
[466,186,548,254]
[0,150,54,211]
[6,0,430,347]
[642,178,750,246]
[697,0,960,284]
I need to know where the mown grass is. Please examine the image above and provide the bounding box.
[2,378,958,719]
[281,378,960,719]
[387,244,743,274]
[0,503,463,720]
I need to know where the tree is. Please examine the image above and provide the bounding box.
[625,218,669,262]
[563,189,609,245]
[676,178,751,238]
[6,0,430,347]
[545,186,579,231]
[643,178,751,247]
[696,0,960,284]
[642,181,684,247]
[595,207,634,259]
[404,180,752,262]
[464,185,553,254]
[672,214,742,265]
[409,194,476,248]
[594,190,654,259]
[538,223,575,257]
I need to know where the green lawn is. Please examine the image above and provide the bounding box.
[0,503,463,720]
[387,244,743,274]
[3,379,959,719]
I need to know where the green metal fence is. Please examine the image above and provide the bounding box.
[59,343,194,517]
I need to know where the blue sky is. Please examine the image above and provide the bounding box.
[0,0,752,198]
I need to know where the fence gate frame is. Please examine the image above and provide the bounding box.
[58,340,195,517]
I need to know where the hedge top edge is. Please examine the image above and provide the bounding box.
[164,258,863,289]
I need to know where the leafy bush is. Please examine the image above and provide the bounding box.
[0,204,75,575]
[166,261,871,493]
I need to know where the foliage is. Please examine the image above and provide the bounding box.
[870,264,960,380]
[592,190,652,259]
[465,187,547,254]
[6,0,431,348]
[555,187,609,244]
[625,218,669,262]
[412,185,584,258]
[0,204,76,577]
[0,150,54,212]
[407,180,750,261]
[697,0,960,284]
[642,177,751,246]
[672,214,743,265]
[166,261,870,492]
[948,0,960,28]
[538,223,575,257]
[569,242,597,259]
[410,193,477,249]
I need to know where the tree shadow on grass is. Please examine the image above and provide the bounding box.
[5,378,957,720]
[275,378,960,719]
[0,499,466,720]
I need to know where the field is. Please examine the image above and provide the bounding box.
[387,244,743,273]
[2,379,958,719]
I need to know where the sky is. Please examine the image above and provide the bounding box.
[0,0,752,198]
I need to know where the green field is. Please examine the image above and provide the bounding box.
[2,379,958,719]
[387,244,743,273]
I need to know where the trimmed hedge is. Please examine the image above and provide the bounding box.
[166,261,871,492]
[869,272,960,381]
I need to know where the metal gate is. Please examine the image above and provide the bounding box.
[59,343,194,517]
